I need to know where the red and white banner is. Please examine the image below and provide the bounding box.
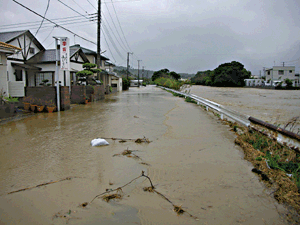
[60,37,70,71]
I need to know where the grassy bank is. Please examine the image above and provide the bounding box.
[231,123,300,221]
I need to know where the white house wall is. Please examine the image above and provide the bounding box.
[8,36,41,61]
[0,52,8,96]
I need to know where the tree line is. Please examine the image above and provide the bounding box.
[191,61,251,87]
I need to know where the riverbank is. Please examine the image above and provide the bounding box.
[190,85,300,133]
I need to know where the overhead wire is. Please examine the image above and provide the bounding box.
[0,14,96,29]
[12,0,97,45]
[70,0,89,14]
[104,2,129,52]
[110,0,132,52]
[56,0,90,19]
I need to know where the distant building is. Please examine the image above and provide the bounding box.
[130,80,143,87]
[265,66,298,85]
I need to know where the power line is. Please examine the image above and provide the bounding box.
[102,15,127,53]
[101,28,117,63]
[34,0,50,36]
[104,2,129,52]
[102,23,125,60]
[110,0,132,52]
[0,14,96,28]
[86,0,97,10]
[57,0,90,20]
[70,0,89,14]
[12,0,97,45]
[40,26,55,43]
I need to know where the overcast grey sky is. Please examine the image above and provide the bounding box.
[1,0,300,75]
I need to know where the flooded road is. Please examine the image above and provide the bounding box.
[0,86,290,224]
[191,86,300,132]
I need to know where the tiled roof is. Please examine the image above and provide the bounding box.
[0,30,27,43]
[0,30,45,51]
[71,44,109,61]
[27,47,88,63]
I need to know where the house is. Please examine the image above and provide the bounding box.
[0,30,45,97]
[26,45,90,87]
[71,44,110,87]
[265,66,298,86]
[0,42,22,96]
[105,61,122,92]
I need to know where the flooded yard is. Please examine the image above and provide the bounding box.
[0,86,292,224]
[191,86,300,133]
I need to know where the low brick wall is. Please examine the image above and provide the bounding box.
[93,86,105,101]
[71,86,86,104]
[71,85,105,103]
[25,86,70,111]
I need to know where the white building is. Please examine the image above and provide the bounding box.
[265,66,299,86]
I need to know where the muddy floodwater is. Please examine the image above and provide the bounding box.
[0,86,292,224]
[191,86,300,132]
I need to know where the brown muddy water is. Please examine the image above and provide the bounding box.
[0,85,291,224]
[190,86,300,132]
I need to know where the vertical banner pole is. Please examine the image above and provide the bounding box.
[55,38,60,112]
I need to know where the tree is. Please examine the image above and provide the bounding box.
[170,71,181,80]
[212,61,251,87]
[76,63,101,85]
[191,61,251,87]
[151,68,170,81]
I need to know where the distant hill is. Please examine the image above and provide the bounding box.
[114,66,195,79]
[115,66,154,79]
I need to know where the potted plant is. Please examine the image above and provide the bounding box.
[46,100,56,113]
[23,96,32,110]
[36,98,45,112]
[30,98,38,111]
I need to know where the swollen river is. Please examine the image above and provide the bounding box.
[0,86,290,224]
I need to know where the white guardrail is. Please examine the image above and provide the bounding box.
[162,87,251,127]
[161,86,300,150]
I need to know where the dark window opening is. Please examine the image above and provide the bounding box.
[15,70,22,81]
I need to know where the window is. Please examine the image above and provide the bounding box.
[29,47,35,54]
[0,54,2,64]
[36,72,53,86]
[289,70,292,73]
[278,70,284,75]
[15,70,22,81]
[267,71,270,75]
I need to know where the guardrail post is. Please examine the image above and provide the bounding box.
[206,106,208,111]
[221,113,224,120]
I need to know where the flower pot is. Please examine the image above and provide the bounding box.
[85,99,89,104]
[36,105,44,112]
[30,105,37,111]
[47,106,55,113]
[23,102,30,111]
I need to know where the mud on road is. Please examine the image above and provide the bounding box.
[0,86,292,224]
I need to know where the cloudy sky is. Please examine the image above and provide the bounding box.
[1,0,300,75]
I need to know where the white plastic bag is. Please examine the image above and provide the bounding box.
[91,138,109,147]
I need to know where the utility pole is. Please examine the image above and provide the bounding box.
[137,60,142,87]
[142,66,144,81]
[127,52,133,79]
[97,0,102,84]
